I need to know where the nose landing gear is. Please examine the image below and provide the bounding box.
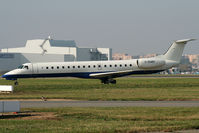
[14,80,19,85]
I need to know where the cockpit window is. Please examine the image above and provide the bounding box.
[24,66,29,69]
[18,65,24,69]
[17,65,29,69]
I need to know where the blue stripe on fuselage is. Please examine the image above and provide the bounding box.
[2,70,164,80]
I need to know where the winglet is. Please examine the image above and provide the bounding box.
[175,39,196,44]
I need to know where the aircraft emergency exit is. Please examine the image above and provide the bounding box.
[2,39,196,84]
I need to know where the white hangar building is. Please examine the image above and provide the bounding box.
[0,37,112,73]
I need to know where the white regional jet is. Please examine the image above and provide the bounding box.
[2,39,196,84]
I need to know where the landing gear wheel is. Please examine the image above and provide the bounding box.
[104,80,109,84]
[14,81,18,85]
[101,79,108,84]
[110,80,116,84]
[101,79,117,84]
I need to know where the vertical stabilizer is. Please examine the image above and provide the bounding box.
[164,39,196,62]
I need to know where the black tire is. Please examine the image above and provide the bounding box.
[104,80,109,84]
[14,81,18,85]
[111,80,116,84]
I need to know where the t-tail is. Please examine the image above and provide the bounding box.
[163,39,196,63]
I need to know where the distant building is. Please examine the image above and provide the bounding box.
[185,54,199,64]
[139,53,158,58]
[112,53,159,60]
[0,37,112,73]
[112,53,132,60]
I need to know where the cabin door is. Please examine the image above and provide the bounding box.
[32,64,38,74]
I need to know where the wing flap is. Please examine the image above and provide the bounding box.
[89,70,133,78]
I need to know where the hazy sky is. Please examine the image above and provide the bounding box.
[0,0,198,55]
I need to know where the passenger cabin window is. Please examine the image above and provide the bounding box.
[68,66,70,69]
[88,65,91,68]
[104,65,107,67]
[51,67,54,69]
[125,64,127,67]
[130,64,132,67]
[78,66,80,68]
[62,66,64,69]
[83,66,85,68]
[57,66,59,69]
[110,65,112,67]
[115,64,117,67]
[93,65,96,68]
[120,64,122,67]
[46,67,49,69]
[73,66,75,68]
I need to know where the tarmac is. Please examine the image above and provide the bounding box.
[20,100,199,108]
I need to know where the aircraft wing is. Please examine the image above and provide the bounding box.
[89,70,133,79]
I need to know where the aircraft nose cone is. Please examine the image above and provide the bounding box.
[2,74,7,78]
[2,73,16,80]
[2,75,5,78]
[2,71,16,80]
[1,74,6,78]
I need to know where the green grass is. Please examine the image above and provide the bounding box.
[0,77,199,100]
[1,107,199,133]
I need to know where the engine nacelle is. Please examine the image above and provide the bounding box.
[137,58,166,69]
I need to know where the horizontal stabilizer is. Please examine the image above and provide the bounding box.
[175,39,196,44]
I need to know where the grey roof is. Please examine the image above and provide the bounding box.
[49,40,76,47]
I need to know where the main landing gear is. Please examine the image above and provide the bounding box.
[101,78,117,84]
